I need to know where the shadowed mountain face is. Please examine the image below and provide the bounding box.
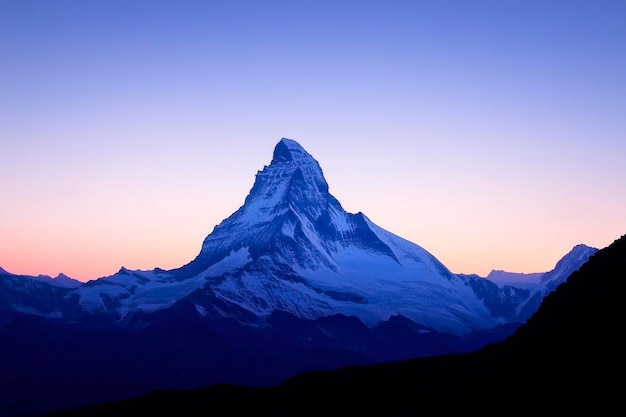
[42,234,625,417]
[0,138,599,417]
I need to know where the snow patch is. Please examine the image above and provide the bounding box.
[204,247,253,277]
[195,303,207,317]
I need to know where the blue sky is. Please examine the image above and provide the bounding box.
[1,0,625,280]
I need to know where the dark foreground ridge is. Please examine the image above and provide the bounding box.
[42,234,625,416]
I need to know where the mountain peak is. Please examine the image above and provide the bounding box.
[242,138,331,211]
[182,138,342,275]
[539,243,598,289]
[272,137,306,163]
[264,138,329,194]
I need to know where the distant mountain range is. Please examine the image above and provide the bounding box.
[0,138,598,417]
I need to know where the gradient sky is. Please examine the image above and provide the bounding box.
[1,0,625,282]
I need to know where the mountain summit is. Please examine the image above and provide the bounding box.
[184,137,349,273]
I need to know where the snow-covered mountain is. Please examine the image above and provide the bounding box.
[0,138,601,417]
[483,243,597,292]
[512,243,598,321]
[55,138,493,334]
[462,243,597,323]
[539,243,597,290]
[0,138,596,336]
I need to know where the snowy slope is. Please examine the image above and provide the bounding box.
[539,244,597,291]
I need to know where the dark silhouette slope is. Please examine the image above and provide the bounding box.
[42,233,625,416]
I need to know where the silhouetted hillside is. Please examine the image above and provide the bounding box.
[42,234,625,416]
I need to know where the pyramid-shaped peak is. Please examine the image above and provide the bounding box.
[272,138,312,163]
[279,137,302,149]
[262,137,329,195]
